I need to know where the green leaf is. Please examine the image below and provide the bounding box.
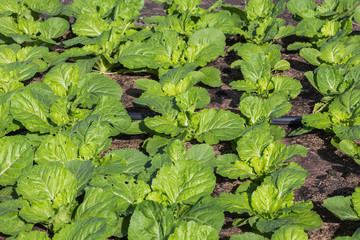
[72,15,108,37]
[316,65,343,95]
[271,225,308,240]
[274,25,295,40]
[186,144,216,166]
[64,160,95,193]
[10,89,53,133]
[143,135,172,156]
[165,139,186,162]
[195,109,245,145]
[145,115,185,137]
[24,0,64,15]
[251,183,282,218]
[128,200,175,240]
[240,95,265,125]
[236,124,274,160]
[323,196,360,220]
[0,199,32,236]
[270,163,308,199]
[300,48,321,66]
[352,188,360,219]
[296,18,324,38]
[99,148,150,177]
[241,53,271,83]
[302,113,332,130]
[216,154,255,179]
[230,232,268,240]
[43,63,80,96]
[188,28,226,49]
[169,221,218,240]
[0,17,19,36]
[272,60,290,71]
[68,116,112,158]
[355,5,360,24]
[78,73,123,104]
[180,196,224,232]
[35,134,79,164]
[256,210,322,232]
[0,0,21,14]
[9,231,51,240]
[217,192,253,214]
[246,0,272,20]
[19,200,55,223]
[53,217,109,240]
[39,18,70,39]
[91,174,151,214]
[339,140,360,162]
[74,187,119,236]
[91,96,131,135]
[320,42,346,64]
[152,159,215,205]
[287,42,313,51]
[135,79,162,91]
[16,162,78,204]
[192,67,222,87]
[0,136,33,186]
[118,41,157,69]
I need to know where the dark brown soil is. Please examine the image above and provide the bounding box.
[30,0,360,239]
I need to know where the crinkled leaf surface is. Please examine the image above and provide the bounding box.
[151,159,216,205]
[0,136,33,186]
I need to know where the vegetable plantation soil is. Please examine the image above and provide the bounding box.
[55,0,360,239]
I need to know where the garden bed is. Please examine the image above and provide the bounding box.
[1,0,360,239]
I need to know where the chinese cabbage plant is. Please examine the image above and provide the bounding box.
[299,35,360,68]
[230,53,302,125]
[115,27,226,75]
[322,187,360,239]
[223,0,295,46]
[0,62,131,150]
[216,123,307,181]
[0,0,69,45]
[143,0,242,36]
[62,0,146,73]
[287,0,359,50]
[218,163,322,235]
[133,65,244,155]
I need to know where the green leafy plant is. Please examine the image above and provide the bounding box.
[230,53,301,99]
[229,43,290,72]
[299,35,360,68]
[304,65,360,113]
[223,0,295,46]
[0,63,131,151]
[0,0,69,45]
[115,27,226,75]
[0,44,65,95]
[218,163,322,234]
[300,87,360,163]
[132,65,244,155]
[216,123,307,181]
[323,187,360,228]
[229,53,301,125]
[62,0,146,73]
[143,0,242,36]
[287,0,359,50]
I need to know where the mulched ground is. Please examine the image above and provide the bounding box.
[42,0,360,239]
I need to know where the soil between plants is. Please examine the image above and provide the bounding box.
[37,0,360,239]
